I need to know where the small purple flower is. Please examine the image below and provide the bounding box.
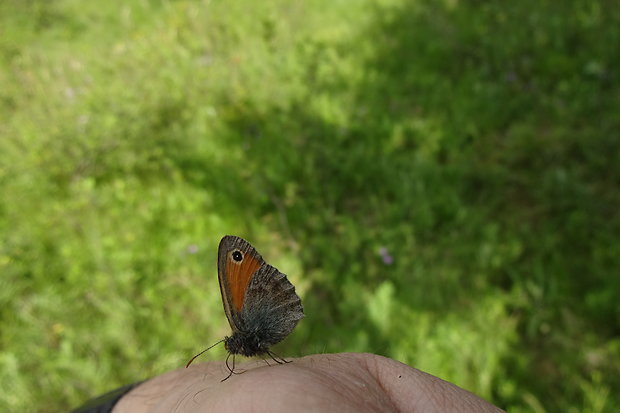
[378,247,393,265]
[504,71,517,83]
[187,244,199,254]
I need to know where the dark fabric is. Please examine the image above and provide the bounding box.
[71,381,143,413]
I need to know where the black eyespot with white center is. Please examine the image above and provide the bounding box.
[232,250,243,262]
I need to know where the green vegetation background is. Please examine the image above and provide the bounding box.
[1,0,618,411]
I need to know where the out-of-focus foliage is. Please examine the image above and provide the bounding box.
[1,0,618,411]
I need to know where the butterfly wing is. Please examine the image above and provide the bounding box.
[217,235,265,331]
[239,263,304,346]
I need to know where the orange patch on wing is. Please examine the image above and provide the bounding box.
[227,253,262,312]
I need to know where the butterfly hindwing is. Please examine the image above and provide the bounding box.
[239,264,304,346]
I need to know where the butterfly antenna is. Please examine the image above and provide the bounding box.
[185,339,226,368]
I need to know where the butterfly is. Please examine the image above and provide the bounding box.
[186,235,304,379]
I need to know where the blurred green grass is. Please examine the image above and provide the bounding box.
[1,0,619,411]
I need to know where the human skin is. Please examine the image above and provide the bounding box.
[114,353,505,413]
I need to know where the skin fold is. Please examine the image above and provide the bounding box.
[114,353,505,413]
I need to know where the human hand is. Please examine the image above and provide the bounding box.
[114,353,505,412]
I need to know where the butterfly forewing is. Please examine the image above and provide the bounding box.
[217,236,265,331]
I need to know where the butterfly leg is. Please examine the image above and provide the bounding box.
[230,354,244,375]
[222,353,235,382]
[267,350,290,364]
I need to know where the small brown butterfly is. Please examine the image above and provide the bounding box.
[186,235,304,379]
